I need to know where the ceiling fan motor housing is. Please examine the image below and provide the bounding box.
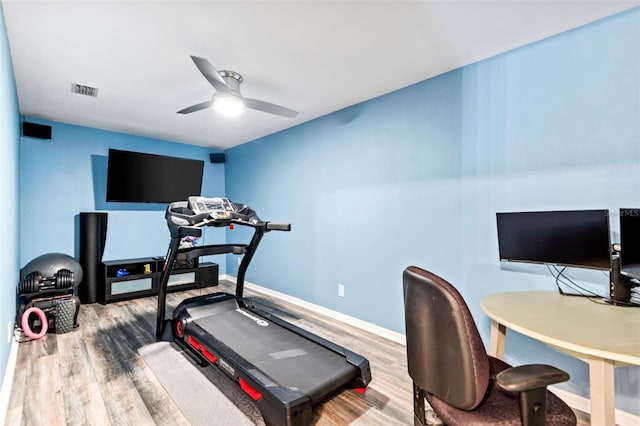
[219,70,243,95]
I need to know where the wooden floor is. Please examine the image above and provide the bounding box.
[5,279,590,426]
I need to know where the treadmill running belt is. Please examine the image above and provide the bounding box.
[194,308,356,400]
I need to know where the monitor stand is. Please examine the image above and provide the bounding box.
[608,255,633,305]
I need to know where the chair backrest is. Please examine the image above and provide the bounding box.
[403,266,490,410]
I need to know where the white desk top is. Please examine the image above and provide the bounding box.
[481,291,640,366]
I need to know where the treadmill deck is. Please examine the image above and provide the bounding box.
[182,296,358,401]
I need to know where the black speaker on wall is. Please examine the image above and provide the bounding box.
[22,122,52,140]
[210,153,226,163]
[78,212,108,304]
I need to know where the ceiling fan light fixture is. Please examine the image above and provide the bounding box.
[179,56,298,118]
[213,93,245,117]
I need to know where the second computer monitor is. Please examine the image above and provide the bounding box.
[619,208,640,279]
[496,209,612,271]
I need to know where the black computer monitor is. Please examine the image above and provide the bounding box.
[619,208,640,279]
[496,210,612,271]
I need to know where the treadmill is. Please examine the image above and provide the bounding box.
[156,197,371,426]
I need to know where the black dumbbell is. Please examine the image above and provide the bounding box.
[55,269,74,289]
[18,269,74,295]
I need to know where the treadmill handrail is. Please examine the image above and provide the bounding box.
[178,244,248,260]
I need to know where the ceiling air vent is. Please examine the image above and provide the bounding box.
[71,83,99,97]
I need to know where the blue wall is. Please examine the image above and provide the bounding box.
[20,120,226,267]
[0,3,20,389]
[226,69,464,326]
[226,8,640,414]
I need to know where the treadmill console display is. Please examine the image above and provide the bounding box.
[165,196,265,238]
[188,196,236,219]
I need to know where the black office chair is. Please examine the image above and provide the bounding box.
[403,266,577,426]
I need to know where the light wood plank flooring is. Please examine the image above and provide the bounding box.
[5,279,589,425]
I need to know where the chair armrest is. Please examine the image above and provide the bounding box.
[496,364,570,392]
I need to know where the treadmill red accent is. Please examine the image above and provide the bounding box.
[156,197,371,426]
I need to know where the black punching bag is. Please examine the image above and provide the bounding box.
[78,212,108,304]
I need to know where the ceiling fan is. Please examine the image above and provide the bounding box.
[178,55,299,118]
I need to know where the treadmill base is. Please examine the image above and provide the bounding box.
[171,292,369,426]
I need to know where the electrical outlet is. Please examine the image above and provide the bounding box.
[7,321,14,343]
[338,284,345,298]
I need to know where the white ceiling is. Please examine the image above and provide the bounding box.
[3,1,639,150]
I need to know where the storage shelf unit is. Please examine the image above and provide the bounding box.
[100,257,217,304]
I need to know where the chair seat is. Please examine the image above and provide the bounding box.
[427,357,577,426]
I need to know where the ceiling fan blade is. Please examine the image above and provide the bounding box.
[190,55,229,92]
[177,100,212,114]
[243,97,299,118]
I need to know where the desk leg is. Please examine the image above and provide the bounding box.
[488,320,506,359]
[588,356,615,426]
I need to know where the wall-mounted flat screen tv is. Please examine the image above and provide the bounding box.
[496,210,611,271]
[106,149,204,203]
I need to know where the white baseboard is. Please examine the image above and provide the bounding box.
[550,387,640,426]
[221,275,640,424]
[0,331,19,425]
[550,387,590,416]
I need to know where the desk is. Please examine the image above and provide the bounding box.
[481,292,640,426]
